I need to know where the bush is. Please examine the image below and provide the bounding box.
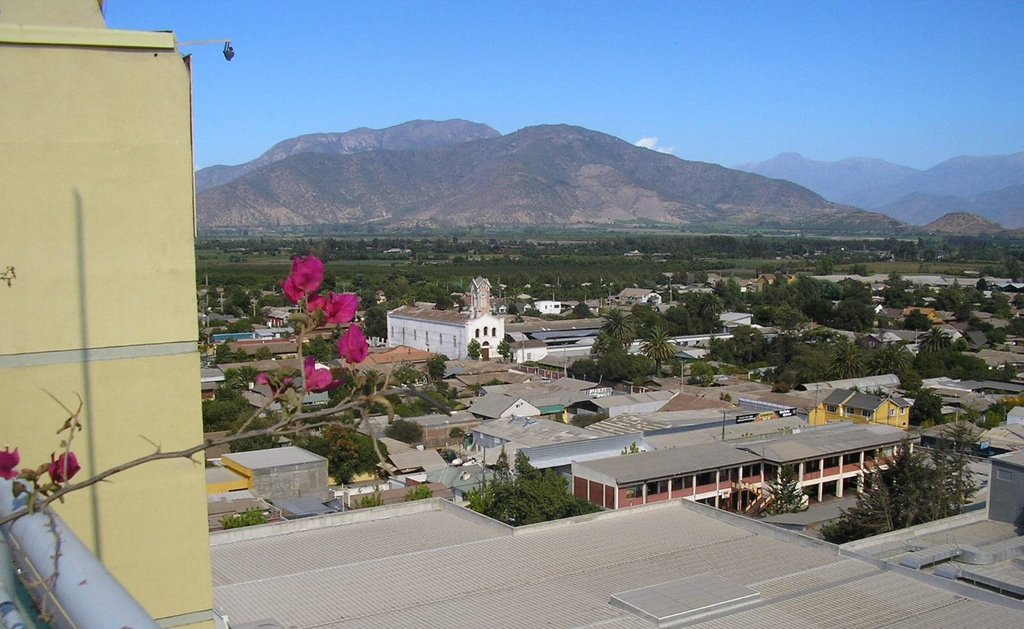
[404,484,433,501]
[385,419,424,444]
[220,508,267,529]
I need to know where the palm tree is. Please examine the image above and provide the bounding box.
[601,309,636,347]
[919,328,952,354]
[828,336,865,379]
[639,325,676,374]
[698,293,724,320]
[224,365,259,390]
[868,343,911,376]
[590,331,617,358]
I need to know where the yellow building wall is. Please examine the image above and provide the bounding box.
[220,458,256,490]
[1,2,213,625]
[810,399,909,430]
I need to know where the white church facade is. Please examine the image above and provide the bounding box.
[386,277,505,360]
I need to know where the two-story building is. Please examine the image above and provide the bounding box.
[809,388,912,429]
[572,423,906,512]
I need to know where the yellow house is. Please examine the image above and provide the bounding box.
[1,1,213,625]
[809,388,912,430]
[902,306,945,324]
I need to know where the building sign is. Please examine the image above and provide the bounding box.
[734,408,797,423]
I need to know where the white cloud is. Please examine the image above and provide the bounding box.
[634,137,674,154]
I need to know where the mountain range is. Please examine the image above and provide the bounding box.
[196,120,1022,233]
[736,152,1024,228]
[195,119,500,192]
[196,121,899,233]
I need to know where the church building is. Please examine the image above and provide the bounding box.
[386,277,505,360]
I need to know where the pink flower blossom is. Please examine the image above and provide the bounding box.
[304,356,340,393]
[282,276,306,304]
[255,372,294,395]
[281,255,325,303]
[48,451,80,483]
[0,446,19,480]
[337,325,369,364]
[311,292,359,324]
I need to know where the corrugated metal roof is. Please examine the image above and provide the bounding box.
[748,423,906,464]
[210,501,1024,628]
[575,442,762,484]
[223,446,325,470]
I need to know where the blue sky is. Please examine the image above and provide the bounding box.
[105,1,1024,171]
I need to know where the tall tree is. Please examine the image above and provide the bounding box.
[828,336,865,379]
[931,422,979,515]
[223,365,259,390]
[919,328,952,354]
[868,343,911,377]
[602,309,636,346]
[765,465,807,515]
[821,441,951,544]
[639,325,676,374]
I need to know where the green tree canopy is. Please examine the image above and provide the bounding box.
[296,425,387,484]
[602,309,637,346]
[821,439,974,544]
[639,325,676,373]
[466,451,599,526]
[765,465,806,516]
[385,418,424,444]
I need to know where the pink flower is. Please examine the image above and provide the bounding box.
[48,451,80,484]
[311,292,359,324]
[255,372,295,395]
[281,255,325,304]
[304,356,340,393]
[0,446,19,480]
[282,276,306,304]
[338,325,369,364]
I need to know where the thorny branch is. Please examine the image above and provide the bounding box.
[0,384,445,528]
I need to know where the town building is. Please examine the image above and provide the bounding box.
[988,450,1024,525]
[809,389,912,429]
[208,497,1024,627]
[387,276,504,360]
[1,2,213,623]
[614,286,660,306]
[221,447,330,504]
[572,422,905,511]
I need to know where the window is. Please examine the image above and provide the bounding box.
[995,469,1013,482]
[624,485,641,499]
[475,329,480,338]
[695,471,715,486]
[646,480,668,496]
[492,327,497,336]
[825,404,839,413]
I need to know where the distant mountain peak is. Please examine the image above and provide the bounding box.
[922,212,1004,235]
[195,119,500,191]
